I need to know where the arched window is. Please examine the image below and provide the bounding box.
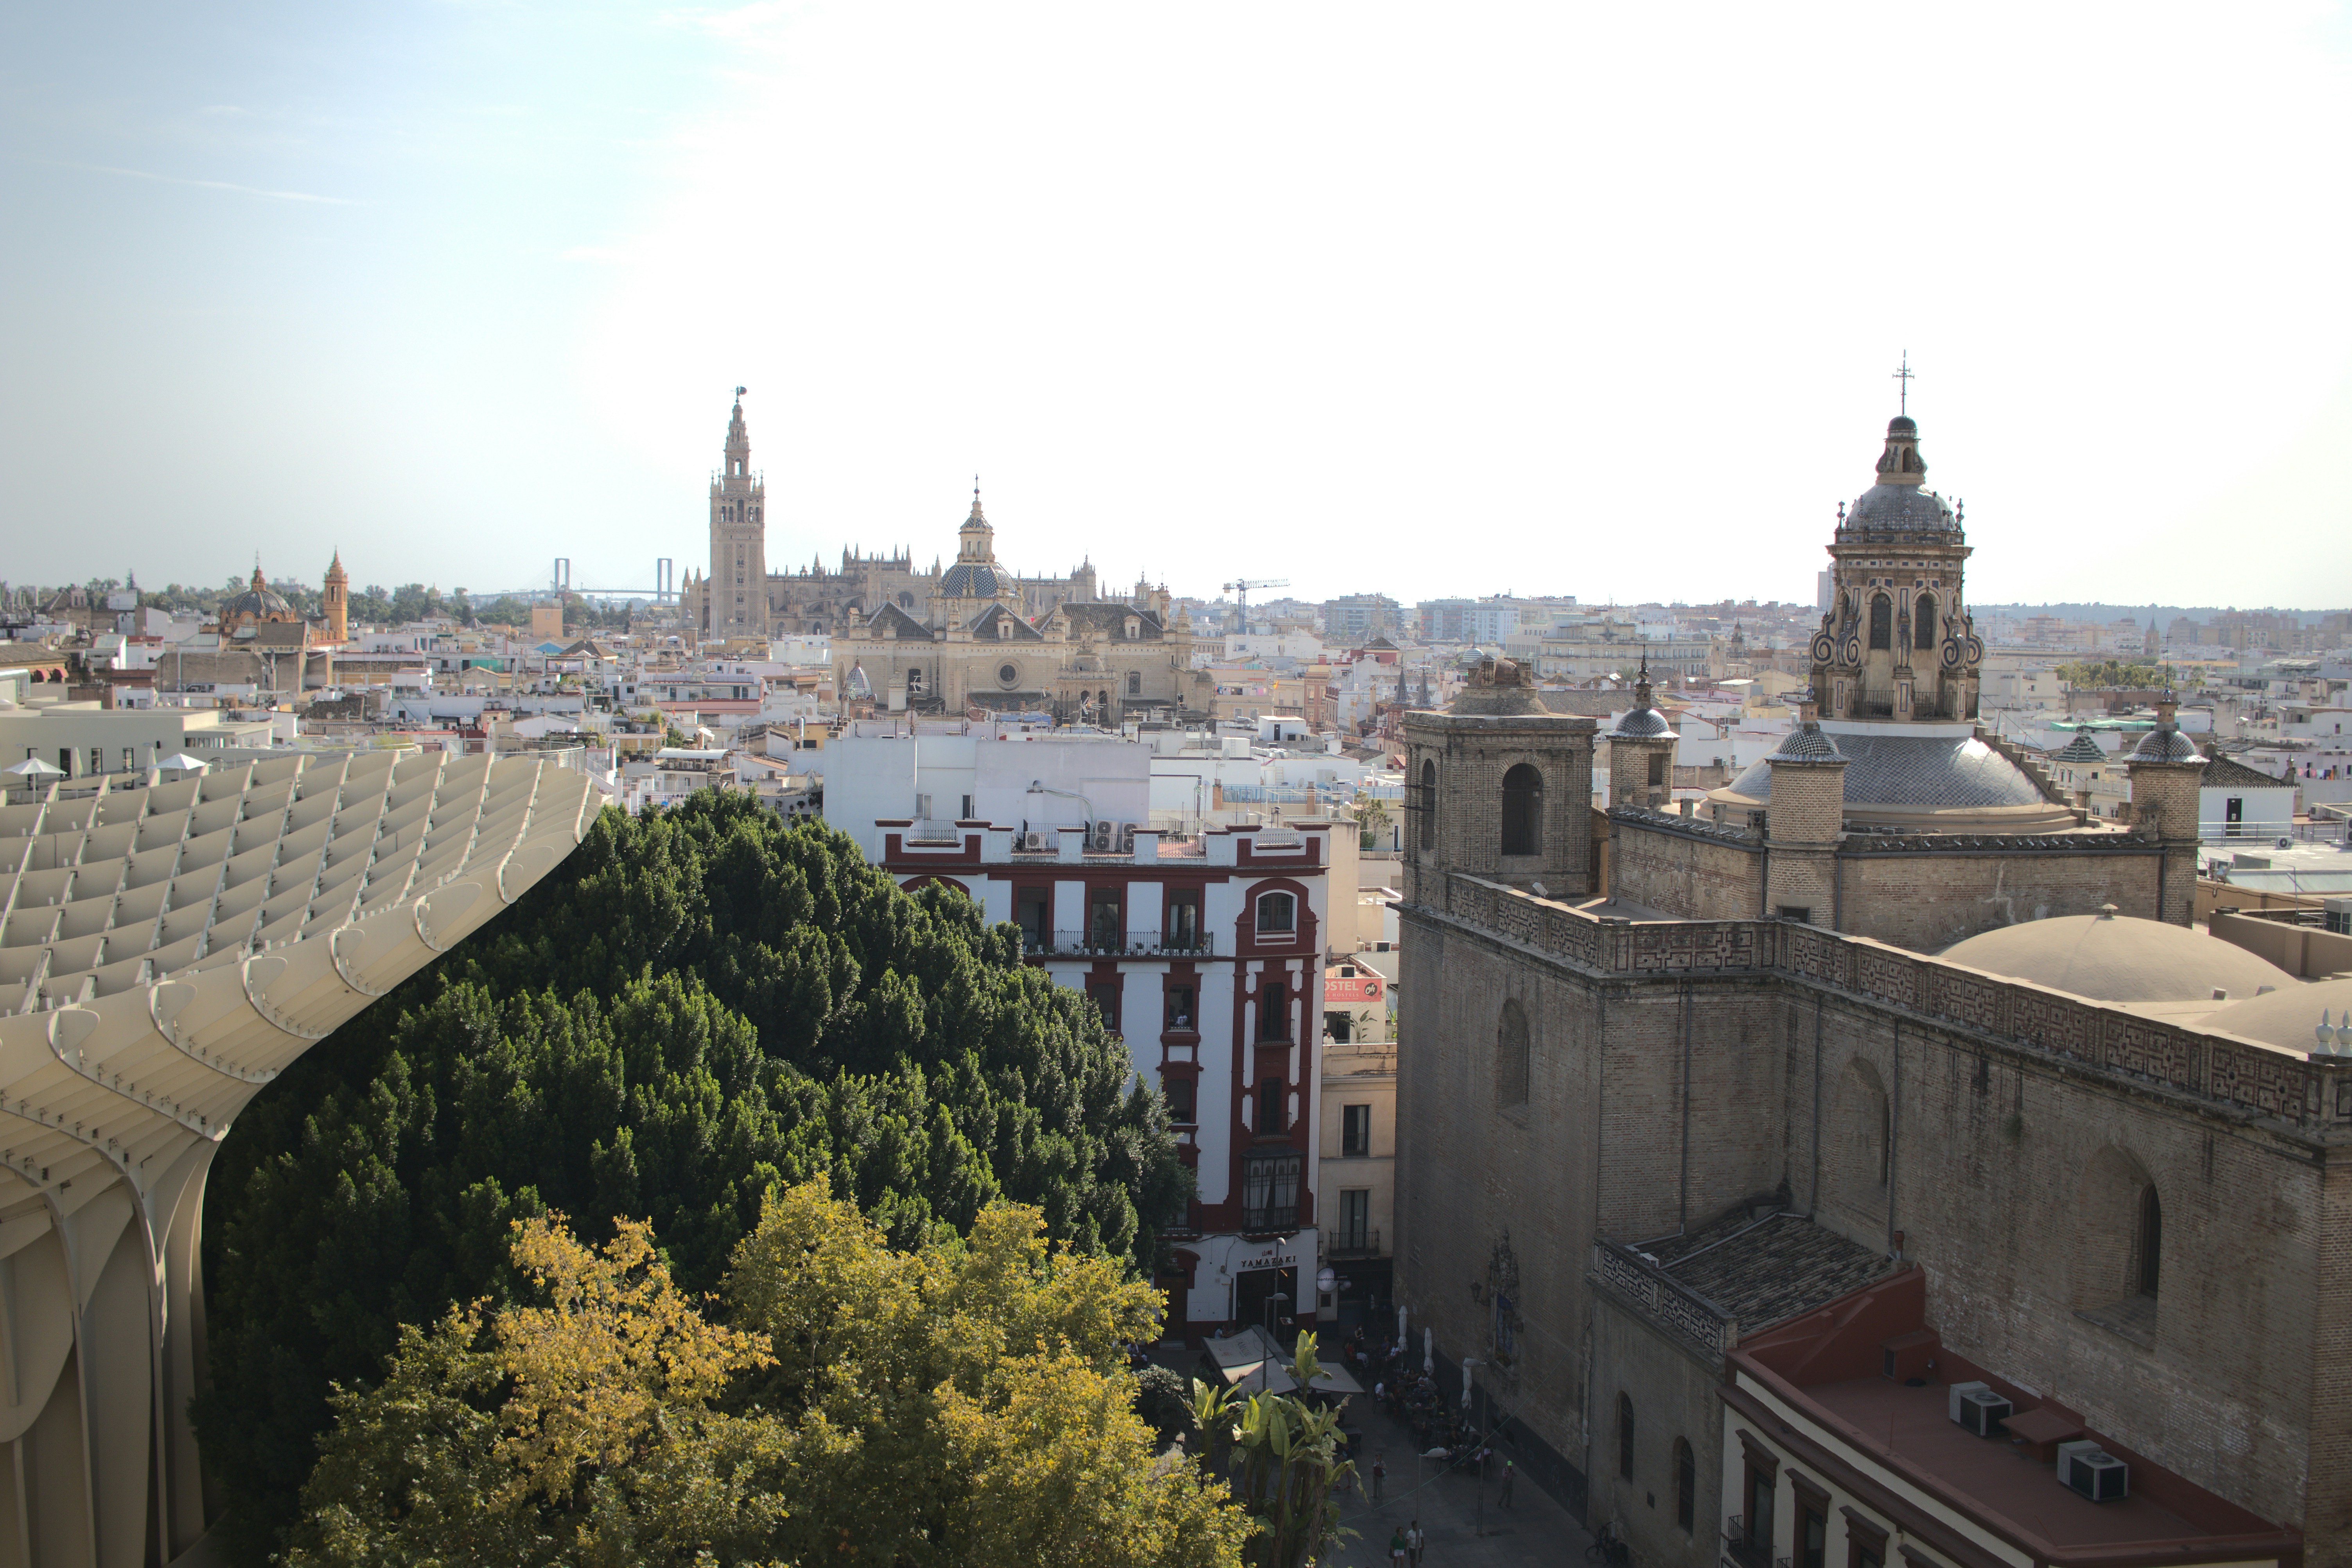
[1256,891,1296,933]
[1914,592,1938,650]
[1418,760,1437,851]
[1869,593,1892,650]
[1500,763,1543,856]
[1674,1436,1696,1531]
[1618,1392,1636,1482]
[2074,1147,2161,1336]
[1496,998,1530,1107]
[1830,1059,1891,1218]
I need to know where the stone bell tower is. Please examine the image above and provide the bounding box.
[322,549,349,644]
[1403,657,1597,907]
[1808,412,1982,724]
[708,388,768,640]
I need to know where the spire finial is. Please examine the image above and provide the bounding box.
[1892,350,1914,415]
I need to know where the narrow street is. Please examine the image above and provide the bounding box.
[1323,1389,1595,1568]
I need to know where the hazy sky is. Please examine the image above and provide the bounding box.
[5,2,2350,610]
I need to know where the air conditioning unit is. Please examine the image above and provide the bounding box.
[1090,820,1116,852]
[2056,1441,2128,1502]
[1118,822,1138,854]
[1020,830,1050,851]
[1948,1382,2011,1437]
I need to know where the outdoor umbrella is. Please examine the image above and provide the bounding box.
[3,757,65,777]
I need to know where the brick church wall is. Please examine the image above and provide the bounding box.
[1609,816,1760,920]
[1397,878,2352,1555]
[1832,847,2165,951]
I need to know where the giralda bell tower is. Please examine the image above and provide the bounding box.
[708,387,767,639]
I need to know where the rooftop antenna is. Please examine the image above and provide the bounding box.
[1892,351,1915,415]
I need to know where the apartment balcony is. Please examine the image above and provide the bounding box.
[1326,1227,1382,1259]
[1241,1205,1300,1234]
[1722,1517,1772,1568]
[1019,929,1217,958]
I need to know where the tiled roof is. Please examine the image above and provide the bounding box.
[2128,727,2202,764]
[1648,1211,1891,1329]
[1725,731,2043,807]
[2200,750,2292,791]
[2050,732,2107,765]
[1771,724,1844,761]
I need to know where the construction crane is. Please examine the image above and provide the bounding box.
[1221,578,1290,637]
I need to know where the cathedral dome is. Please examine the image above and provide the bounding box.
[220,567,294,623]
[1839,415,1958,536]
[1842,484,1958,534]
[939,562,1001,599]
[1713,725,2076,831]
[1939,909,2295,1006]
[2206,976,2352,1055]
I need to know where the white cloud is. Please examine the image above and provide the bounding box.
[569,0,2352,606]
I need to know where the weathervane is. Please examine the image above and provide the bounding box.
[1892,351,1915,415]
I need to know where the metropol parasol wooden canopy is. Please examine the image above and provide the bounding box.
[0,748,594,1567]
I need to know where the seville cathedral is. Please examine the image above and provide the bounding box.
[1393,408,2339,1568]
[677,392,1206,718]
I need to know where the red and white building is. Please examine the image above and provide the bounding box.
[825,719,1333,1335]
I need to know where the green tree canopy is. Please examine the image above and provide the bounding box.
[291,1188,1245,1567]
[2056,660,2174,689]
[198,795,1187,1563]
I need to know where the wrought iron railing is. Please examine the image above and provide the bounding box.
[1328,1227,1381,1258]
[1020,929,1215,958]
[1724,1517,1772,1568]
[1242,1205,1299,1233]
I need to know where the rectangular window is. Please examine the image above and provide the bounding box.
[1791,1477,1830,1568]
[1241,1150,1300,1231]
[1088,888,1123,950]
[1776,906,1812,924]
[1086,981,1120,1035]
[1749,1471,1776,1553]
[1258,982,1289,1044]
[1843,1511,1885,1568]
[1342,1103,1371,1157]
[1339,1188,1369,1250]
[1257,1076,1286,1134]
[1325,1009,1352,1042]
[1015,887,1050,949]
[122,748,136,772]
[1162,1074,1196,1123]
[1165,890,1202,951]
[1164,983,1196,1031]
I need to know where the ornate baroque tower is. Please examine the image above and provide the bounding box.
[322,549,349,643]
[1808,415,1983,723]
[708,389,767,639]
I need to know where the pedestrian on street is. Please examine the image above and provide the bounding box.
[1407,1519,1427,1566]
[1372,1453,1388,1502]
[1498,1457,1515,1508]
[1389,1526,1409,1564]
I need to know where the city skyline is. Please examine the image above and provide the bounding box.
[5,4,2350,605]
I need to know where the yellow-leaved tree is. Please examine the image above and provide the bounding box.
[289,1181,1248,1568]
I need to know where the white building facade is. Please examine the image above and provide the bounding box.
[826,721,1333,1336]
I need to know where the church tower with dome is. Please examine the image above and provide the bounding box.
[1808,414,1983,724]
